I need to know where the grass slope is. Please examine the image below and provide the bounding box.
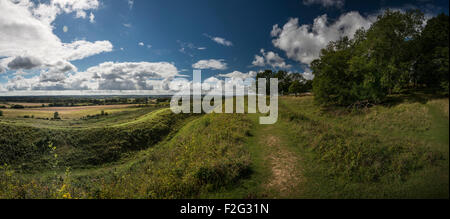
[278,96,449,198]
[0,95,448,199]
[0,112,252,199]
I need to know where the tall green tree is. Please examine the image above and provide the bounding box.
[415,13,449,92]
[289,80,302,96]
[363,9,424,94]
[312,37,356,105]
[312,10,430,106]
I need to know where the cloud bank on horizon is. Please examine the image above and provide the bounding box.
[0,0,448,95]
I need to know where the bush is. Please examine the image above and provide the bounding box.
[11,105,25,109]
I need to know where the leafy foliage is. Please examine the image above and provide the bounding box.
[256,70,312,95]
[312,10,448,106]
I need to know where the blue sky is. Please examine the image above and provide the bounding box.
[0,0,448,95]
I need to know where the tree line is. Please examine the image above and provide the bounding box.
[310,10,449,106]
[256,70,313,96]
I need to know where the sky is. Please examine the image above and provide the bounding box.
[0,0,448,96]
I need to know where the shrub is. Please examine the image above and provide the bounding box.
[11,105,25,109]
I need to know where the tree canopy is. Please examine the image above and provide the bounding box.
[256,70,312,95]
[311,10,449,106]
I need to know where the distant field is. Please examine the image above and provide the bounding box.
[0,104,140,119]
[5,102,50,107]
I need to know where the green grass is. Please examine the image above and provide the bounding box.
[201,113,272,199]
[0,107,191,172]
[278,96,449,198]
[0,112,252,199]
[0,95,448,199]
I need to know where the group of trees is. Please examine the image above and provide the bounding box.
[311,10,449,106]
[0,97,156,107]
[256,70,313,96]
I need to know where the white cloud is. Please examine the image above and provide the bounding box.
[89,12,95,23]
[0,65,6,74]
[53,0,100,16]
[32,0,100,24]
[123,23,132,28]
[303,0,345,8]
[138,42,144,46]
[4,61,181,91]
[271,11,374,65]
[302,68,315,80]
[87,61,179,90]
[128,0,134,10]
[62,40,113,61]
[252,55,265,67]
[192,59,228,70]
[0,0,112,71]
[204,34,233,47]
[204,76,221,84]
[63,25,69,32]
[252,49,291,69]
[212,37,233,46]
[218,71,257,79]
[0,0,117,93]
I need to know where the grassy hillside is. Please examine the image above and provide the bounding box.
[0,95,448,199]
[0,108,191,171]
[0,112,252,199]
[278,96,449,198]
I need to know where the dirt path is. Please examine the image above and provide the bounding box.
[260,126,304,198]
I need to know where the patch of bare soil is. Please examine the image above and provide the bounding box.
[262,129,303,197]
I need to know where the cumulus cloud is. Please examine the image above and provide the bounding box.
[302,68,315,80]
[204,34,233,47]
[252,49,291,69]
[7,56,43,70]
[192,59,228,70]
[168,70,258,96]
[218,71,257,79]
[32,0,100,24]
[271,11,374,65]
[0,65,6,74]
[303,0,345,8]
[4,61,181,92]
[61,40,113,61]
[84,61,179,90]
[0,0,112,74]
